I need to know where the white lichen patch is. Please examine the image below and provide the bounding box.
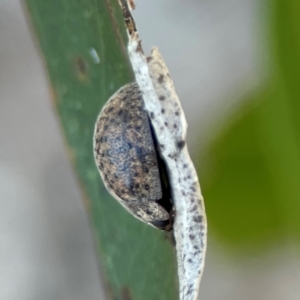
[118,1,207,299]
[148,49,206,300]
[147,48,187,143]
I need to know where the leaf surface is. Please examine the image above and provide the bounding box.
[24,1,178,299]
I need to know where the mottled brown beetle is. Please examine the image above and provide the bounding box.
[94,82,173,230]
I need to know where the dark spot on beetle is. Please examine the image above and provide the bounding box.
[164,122,168,127]
[150,112,155,119]
[161,109,165,114]
[126,116,132,122]
[146,210,152,215]
[122,96,128,101]
[144,184,149,190]
[188,259,192,263]
[110,180,114,184]
[160,126,164,131]
[174,124,178,129]
[159,95,165,101]
[183,164,188,168]
[104,125,109,131]
[118,109,123,115]
[189,234,195,240]
[177,140,185,149]
[194,245,199,250]
[134,172,139,177]
[144,167,149,173]
[135,183,140,188]
[100,163,104,169]
[127,142,132,149]
[160,144,165,149]
[98,164,103,170]
[110,118,115,123]
[108,106,114,112]
[135,147,142,155]
[183,177,187,181]
[175,111,180,116]
[193,215,203,223]
[158,74,164,83]
[135,126,141,131]
[114,174,118,179]
[101,152,105,157]
[121,189,125,194]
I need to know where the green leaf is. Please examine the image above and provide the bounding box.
[200,0,300,254]
[24,1,178,299]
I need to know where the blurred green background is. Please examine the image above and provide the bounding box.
[201,0,300,254]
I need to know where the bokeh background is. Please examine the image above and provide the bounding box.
[1,0,300,299]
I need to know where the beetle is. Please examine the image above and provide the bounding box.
[93,82,173,230]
